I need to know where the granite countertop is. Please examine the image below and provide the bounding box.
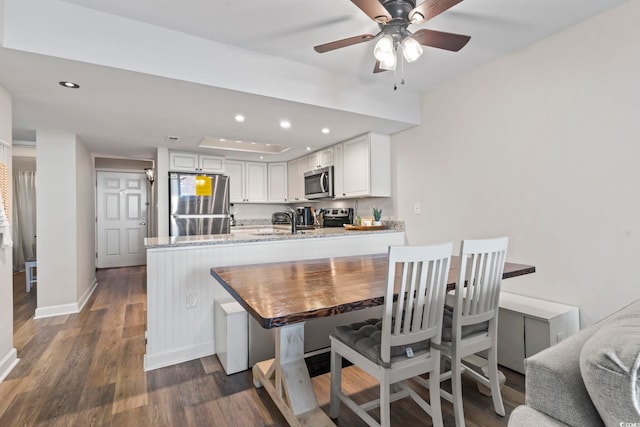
[145,222,405,249]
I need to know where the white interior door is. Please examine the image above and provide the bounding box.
[97,171,148,268]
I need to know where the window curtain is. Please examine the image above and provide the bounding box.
[12,170,36,271]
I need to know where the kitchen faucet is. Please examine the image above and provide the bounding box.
[286,207,297,234]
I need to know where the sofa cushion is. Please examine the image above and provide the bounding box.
[508,405,570,427]
[580,318,640,425]
[524,325,604,427]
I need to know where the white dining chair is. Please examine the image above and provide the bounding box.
[329,243,452,427]
[417,237,508,427]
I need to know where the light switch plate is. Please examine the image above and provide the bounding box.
[414,202,421,215]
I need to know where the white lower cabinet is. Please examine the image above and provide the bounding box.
[497,292,580,374]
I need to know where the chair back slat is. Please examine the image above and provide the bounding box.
[454,237,508,328]
[381,243,452,363]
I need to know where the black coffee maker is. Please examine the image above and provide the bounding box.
[296,207,315,227]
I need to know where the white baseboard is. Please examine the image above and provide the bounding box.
[144,341,215,372]
[0,348,19,382]
[34,279,98,319]
[77,279,98,312]
[35,302,79,319]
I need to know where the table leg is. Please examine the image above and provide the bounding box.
[252,322,335,427]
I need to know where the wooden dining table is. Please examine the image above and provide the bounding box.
[211,253,535,427]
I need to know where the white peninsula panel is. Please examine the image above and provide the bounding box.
[144,229,405,370]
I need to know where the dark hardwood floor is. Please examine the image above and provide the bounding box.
[2,267,524,426]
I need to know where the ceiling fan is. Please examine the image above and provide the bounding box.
[314,0,470,73]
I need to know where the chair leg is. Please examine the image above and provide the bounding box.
[487,346,505,416]
[329,347,342,419]
[430,354,444,427]
[380,372,391,427]
[451,353,466,427]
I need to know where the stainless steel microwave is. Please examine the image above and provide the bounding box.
[304,166,334,199]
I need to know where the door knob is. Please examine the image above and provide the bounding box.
[140,222,147,226]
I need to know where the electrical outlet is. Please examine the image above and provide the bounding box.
[413,202,421,215]
[186,291,197,308]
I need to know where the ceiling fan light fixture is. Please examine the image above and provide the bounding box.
[402,36,423,62]
[373,35,394,62]
[379,50,397,71]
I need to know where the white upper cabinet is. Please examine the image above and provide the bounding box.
[225,160,245,203]
[245,162,268,203]
[169,152,225,173]
[226,160,268,203]
[306,147,334,171]
[287,158,307,203]
[335,133,391,199]
[332,143,345,199]
[268,162,288,203]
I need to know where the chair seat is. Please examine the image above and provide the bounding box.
[441,305,489,342]
[331,318,431,368]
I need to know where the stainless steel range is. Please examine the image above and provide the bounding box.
[322,208,353,227]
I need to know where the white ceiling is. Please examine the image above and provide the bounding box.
[0,0,627,162]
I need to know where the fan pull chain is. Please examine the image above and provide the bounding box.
[393,53,406,91]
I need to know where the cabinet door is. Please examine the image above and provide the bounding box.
[497,310,526,374]
[199,155,225,173]
[287,159,300,202]
[296,158,308,202]
[268,162,287,202]
[307,148,334,170]
[245,162,268,203]
[318,148,334,168]
[333,143,346,199]
[169,152,198,172]
[343,135,370,197]
[225,160,245,203]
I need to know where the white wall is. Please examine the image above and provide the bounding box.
[75,139,95,301]
[36,131,96,317]
[392,0,640,327]
[0,83,17,381]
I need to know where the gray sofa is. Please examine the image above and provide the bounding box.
[509,299,640,426]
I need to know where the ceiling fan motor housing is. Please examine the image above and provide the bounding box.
[380,0,416,22]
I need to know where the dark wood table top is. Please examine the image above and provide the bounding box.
[211,253,535,329]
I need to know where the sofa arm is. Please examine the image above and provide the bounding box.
[524,328,604,427]
[508,405,569,426]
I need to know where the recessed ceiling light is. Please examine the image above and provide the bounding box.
[280,120,291,129]
[59,81,80,89]
[306,147,311,151]
[235,114,245,122]
[321,127,330,134]
[235,140,242,143]
[219,138,226,142]
[259,156,264,160]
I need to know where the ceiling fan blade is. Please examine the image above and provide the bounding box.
[351,0,392,24]
[314,34,376,53]
[373,60,388,73]
[409,0,464,24]
[412,28,470,51]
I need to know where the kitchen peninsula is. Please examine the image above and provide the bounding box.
[143,224,405,371]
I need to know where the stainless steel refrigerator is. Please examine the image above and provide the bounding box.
[169,172,231,237]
